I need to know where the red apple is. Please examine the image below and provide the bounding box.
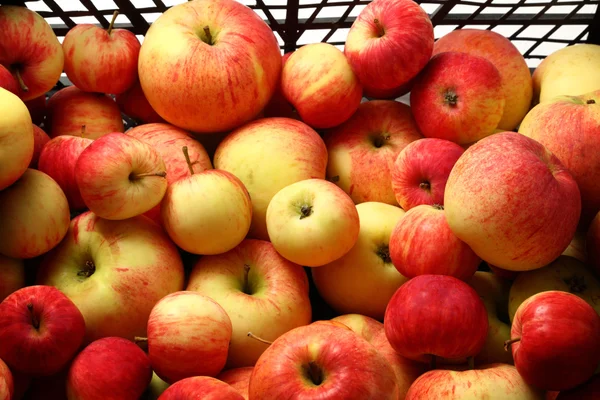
[344,0,433,93]
[67,337,152,400]
[556,374,600,399]
[508,291,600,391]
[0,64,18,95]
[158,376,244,400]
[0,358,12,400]
[0,255,25,302]
[588,211,600,275]
[384,275,488,363]
[0,285,85,376]
[263,52,297,120]
[391,138,464,210]
[217,367,253,400]
[29,125,50,168]
[116,79,165,124]
[63,11,141,95]
[24,95,47,126]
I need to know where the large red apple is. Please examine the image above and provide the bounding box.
[0,358,12,400]
[508,291,600,391]
[0,64,18,95]
[218,368,253,400]
[116,79,165,124]
[158,376,244,400]
[588,211,600,275]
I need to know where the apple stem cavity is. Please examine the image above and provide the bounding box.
[14,68,29,93]
[247,332,273,345]
[419,181,431,191]
[242,264,252,295]
[130,171,167,180]
[182,146,195,176]
[444,89,459,107]
[77,260,96,278]
[203,26,213,45]
[373,18,385,37]
[299,205,313,220]
[504,337,521,352]
[304,361,324,386]
[587,99,596,104]
[372,134,390,148]
[26,303,40,330]
[376,245,392,264]
[107,10,119,36]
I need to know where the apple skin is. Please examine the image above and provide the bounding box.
[116,80,165,124]
[562,231,587,263]
[29,125,50,168]
[0,285,85,376]
[433,28,533,131]
[344,0,433,93]
[63,21,141,95]
[390,204,480,281]
[214,117,327,240]
[36,211,185,343]
[312,202,408,320]
[410,52,504,145]
[0,255,25,302]
[0,169,70,259]
[139,0,281,134]
[0,358,13,400]
[217,367,253,400]
[0,88,33,191]
[146,291,233,384]
[266,178,360,267]
[0,64,18,94]
[556,374,600,399]
[281,42,363,129]
[588,211,600,275]
[46,86,124,139]
[186,239,312,368]
[0,6,63,101]
[444,131,581,271]
[384,275,489,363]
[158,376,244,400]
[145,372,170,400]
[25,95,47,126]
[510,291,600,391]
[392,138,464,211]
[324,100,423,205]
[519,90,600,229]
[405,363,544,399]
[248,323,399,400]
[67,337,152,400]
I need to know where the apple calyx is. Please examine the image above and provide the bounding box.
[129,171,167,180]
[202,26,213,46]
[182,146,195,175]
[303,361,324,386]
[443,89,459,107]
[299,205,313,220]
[419,181,431,191]
[503,337,521,352]
[107,10,119,36]
[26,303,40,330]
[373,18,385,37]
[247,332,273,345]
[564,274,587,294]
[376,245,392,264]
[372,134,390,148]
[12,67,29,92]
[77,260,96,279]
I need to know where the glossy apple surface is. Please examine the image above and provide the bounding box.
[158,376,244,400]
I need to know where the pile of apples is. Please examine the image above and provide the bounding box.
[1,0,600,398]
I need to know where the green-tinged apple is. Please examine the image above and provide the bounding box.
[145,372,170,400]
[158,376,244,400]
[0,6,63,101]
[589,211,600,275]
[0,285,85,376]
[281,42,362,129]
[0,169,70,259]
[0,88,33,190]
[384,275,488,364]
[36,211,185,343]
[508,256,600,321]
[389,204,480,281]
[218,367,253,400]
[0,358,12,400]
[405,363,544,399]
[67,337,152,400]
[30,125,50,168]
[75,133,168,220]
[139,0,281,133]
[508,291,600,391]
[116,80,165,124]
[433,28,533,131]
[141,291,232,383]
[266,178,360,267]
[186,239,311,368]
[0,255,25,302]
[63,11,140,95]
[344,0,433,94]
[410,52,504,145]
[25,95,47,126]
[519,90,600,228]
[46,86,124,139]
[556,374,600,399]
[214,118,327,240]
[444,132,581,271]
[324,100,423,205]
[248,323,399,399]
[0,64,18,94]
[312,202,408,320]
[392,138,464,210]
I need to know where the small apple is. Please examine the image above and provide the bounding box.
[588,211,600,275]
[217,367,253,400]
[0,255,25,302]
[0,357,12,400]
[158,376,244,400]
[116,79,165,124]
[556,374,600,399]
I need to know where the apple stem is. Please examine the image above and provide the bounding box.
[14,69,28,93]
[299,205,313,219]
[587,99,596,105]
[242,264,251,294]
[429,354,437,370]
[203,26,213,45]
[130,171,167,179]
[247,332,273,345]
[504,337,521,352]
[107,10,119,35]
[134,336,148,351]
[467,356,475,370]
[181,146,195,175]
[373,18,385,37]
[419,181,431,191]
[27,303,40,330]
[444,89,458,107]
[305,361,324,385]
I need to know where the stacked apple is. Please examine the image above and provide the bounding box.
[2,0,600,398]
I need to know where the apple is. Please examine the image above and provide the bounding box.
[392,138,464,211]
[363,78,414,100]
[63,11,140,95]
[262,52,297,120]
[0,255,25,302]
[0,285,85,376]
[0,5,63,101]
[562,231,587,263]
[281,42,362,129]
[324,100,423,205]
[266,178,360,267]
[67,337,152,400]
[344,0,433,93]
[217,367,253,400]
[405,363,544,399]
[444,131,581,271]
[312,202,408,320]
[38,133,93,211]
[158,376,244,400]
[143,291,232,383]
[186,239,312,368]
[433,28,533,131]
[75,133,168,220]
[139,0,281,133]
[556,374,600,399]
[145,372,170,400]
[36,211,185,343]
[384,274,488,364]
[116,79,165,124]
[489,264,520,281]
[0,87,33,190]
[214,117,327,240]
[24,95,47,126]
[588,211,600,274]
[508,291,600,391]
[0,358,12,400]
[45,86,124,139]
[0,169,70,259]
[508,255,600,321]
[29,125,50,168]
[0,64,18,94]
[410,52,504,145]
[248,323,399,399]
[519,90,600,228]
[390,204,480,281]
